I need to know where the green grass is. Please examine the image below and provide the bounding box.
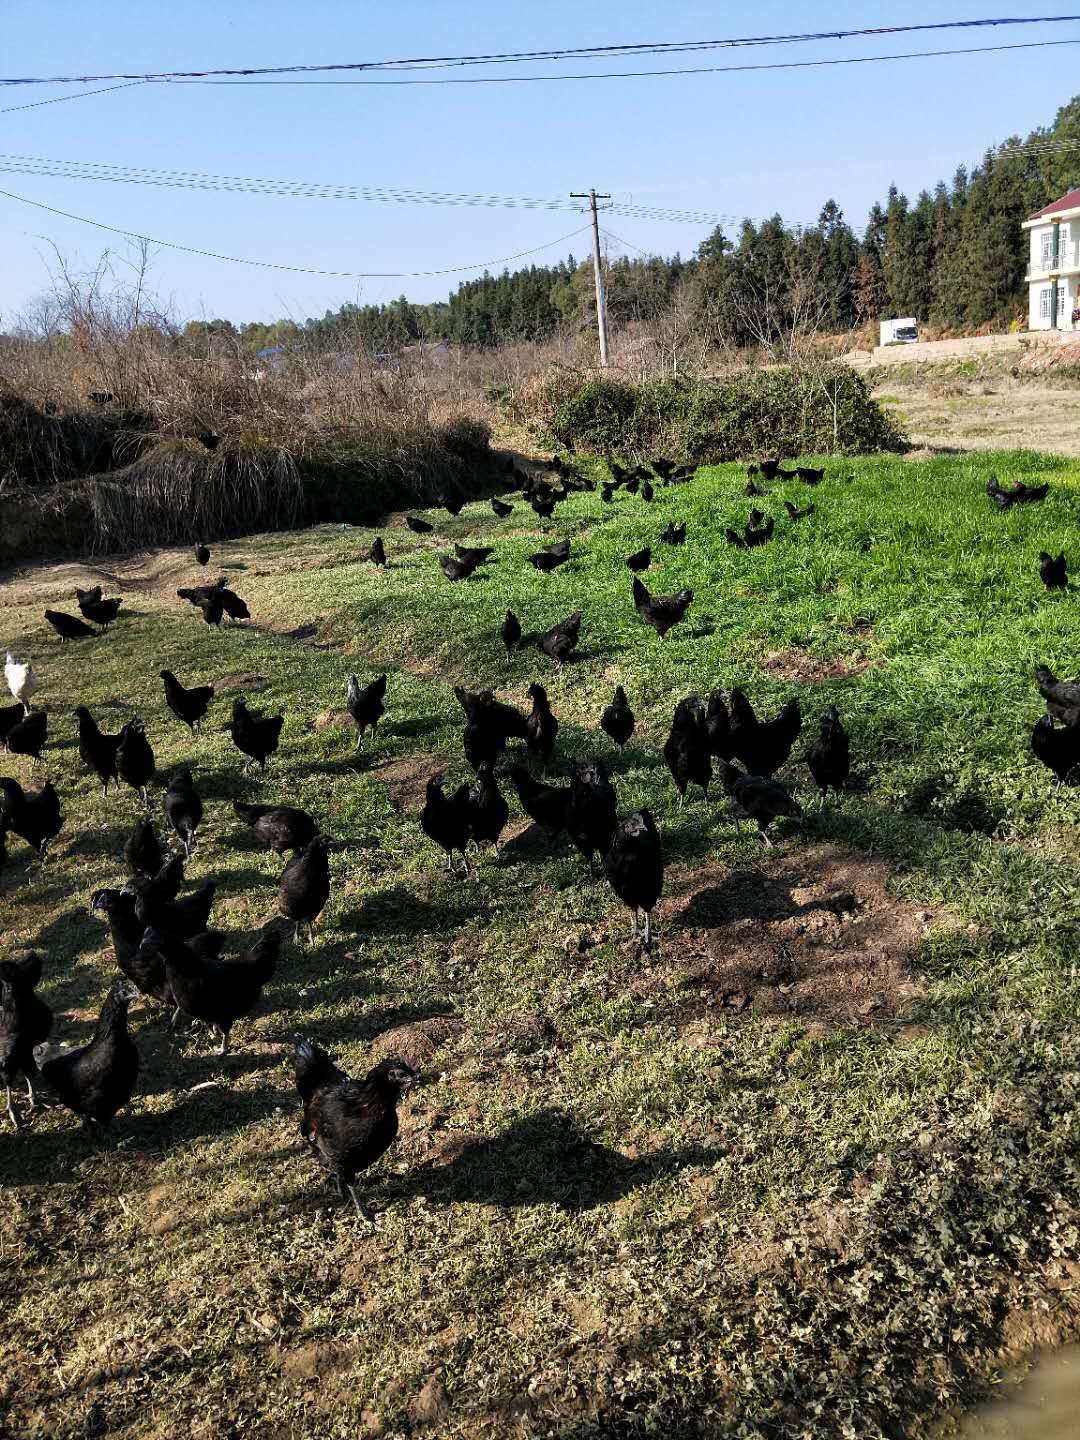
[4,448,1080,1439]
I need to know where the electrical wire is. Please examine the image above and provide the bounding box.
[0,185,591,278]
[0,152,736,226]
[168,36,1080,87]
[0,81,147,115]
[2,16,1077,83]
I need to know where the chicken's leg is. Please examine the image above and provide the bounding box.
[347,1185,376,1224]
[5,1083,20,1129]
[642,910,652,950]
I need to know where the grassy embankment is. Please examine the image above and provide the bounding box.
[3,448,1080,1438]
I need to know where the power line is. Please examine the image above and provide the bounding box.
[0,186,592,279]
[0,152,735,226]
[163,36,1080,88]
[2,16,1077,83]
[0,81,147,115]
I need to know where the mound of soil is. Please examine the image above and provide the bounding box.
[641,844,929,1030]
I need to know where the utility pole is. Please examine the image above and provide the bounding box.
[571,188,611,367]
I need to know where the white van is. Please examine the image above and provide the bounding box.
[879,318,919,346]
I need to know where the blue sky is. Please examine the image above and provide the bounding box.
[3,1,1080,327]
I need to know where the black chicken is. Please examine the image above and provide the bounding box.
[420,775,472,874]
[660,522,686,546]
[1,953,53,1127]
[526,683,558,771]
[806,706,850,802]
[727,689,802,778]
[75,706,121,797]
[91,888,149,975]
[160,670,215,733]
[454,544,494,567]
[1031,715,1080,784]
[440,492,465,516]
[705,689,733,761]
[148,927,280,1054]
[196,591,224,627]
[217,587,250,623]
[128,873,217,942]
[195,544,211,565]
[439,552,480,583]
[116,716,155,805]
[79,596,122,629]
[567,759,618,868]
[600,685,635,749]
[75,585,103,608]
[465,764,509,851]
[632,577,693,639]
[346,673,387,752]
[0,778,63,857]
[1035,665,1080,726]
[744,515,774,548]
[45,609,97,643]
[0,702,25,748]
[366,538,387,568]
[455,687,529,769]
[625,546,651,573]
[163,766,203,857]
[491,497,514,518]
[36,979,140,1131]
[720,761,802,846]
[500,610,522,664]
[529,539,571,573]
[784,501,815,521]
[227,697,284,771]
[5,708,47,760]
[294,1039,420,1221]
[663,695,712,807]
[278,835,336,943]
[1039,551,1068,591]
[405,515,433,534]
[725,528,748,550]
[234,802,318,855]
[510,765,570,839]
[796,466,825,485]
[604,810,663,949]
[124,816,165,877]
[540,612,582,670]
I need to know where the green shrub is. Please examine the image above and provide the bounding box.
[543,365,906,460]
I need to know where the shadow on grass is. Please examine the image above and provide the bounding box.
[338,884,482,940]
[386,1108,721,1213]
[2,1081,291,1190]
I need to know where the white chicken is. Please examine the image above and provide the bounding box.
[5,653,38,712]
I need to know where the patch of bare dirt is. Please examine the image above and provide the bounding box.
[759,648,873,683]
[311,710,353,732]
[640,844,929,1029]
[478,1012,558,1058]
[369,1014,465,1072]
[214,672,267,693]
[377,751,446,811]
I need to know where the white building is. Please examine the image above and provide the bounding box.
[1024,187,1080,331]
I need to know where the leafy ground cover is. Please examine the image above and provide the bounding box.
[3,448,1080,1438]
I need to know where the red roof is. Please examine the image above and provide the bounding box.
[1029,188,1080,221]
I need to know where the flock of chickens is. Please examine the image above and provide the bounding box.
[1,451,1074,1221]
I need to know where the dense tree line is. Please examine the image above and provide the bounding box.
[184,94,1080,356]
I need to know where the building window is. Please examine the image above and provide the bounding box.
[1042,230,1053,266]
[1041,287,1052,318]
